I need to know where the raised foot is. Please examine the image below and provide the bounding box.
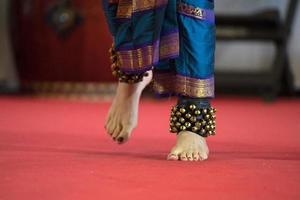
[104,71,152,144]
[167,131,209,161]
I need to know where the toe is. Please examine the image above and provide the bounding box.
[192,151,200,161]
[104,116,111,130]
[116,127,132,144]
[117,132,127,144]
[187,151,194,161]
[167,148,180,160]
[117,137,124,143]
[111,125,121,140]
[106,121,115,136]
[105,111,115,130]
[104,116,110,131]
[167,154,179,160]
[180,152,188,161]
[199,152,208,161]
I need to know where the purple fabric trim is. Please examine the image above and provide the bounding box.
[176,73,215,80]
[206,9,215,24]
[116,41,154,51]
[152,40,160,65]
[161,28,180,36]
[154,92,175,98]
[120,65,154,74]
[154,70,215,81]
[159,53,179,61]
[154,91,215,99]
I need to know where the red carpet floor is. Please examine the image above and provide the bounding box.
[0,96,300,200]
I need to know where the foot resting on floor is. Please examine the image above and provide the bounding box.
[167,131,209,161]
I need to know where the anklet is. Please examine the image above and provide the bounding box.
[169,103,216,137]
[109,45,150,84]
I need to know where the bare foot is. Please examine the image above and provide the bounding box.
[167,131,209,161]
[104,71,152,144]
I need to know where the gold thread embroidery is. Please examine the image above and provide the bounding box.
[117,0,133,18]
[116,32,179,70]
[176,75,214,97]
[116,0,168,18]
[153,73,215,98]
[177,2,206,20]
[117,44,154,70]
[133,0,167,12]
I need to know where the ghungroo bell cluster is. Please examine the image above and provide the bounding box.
[109,45,149,84]
[169,104,216,137]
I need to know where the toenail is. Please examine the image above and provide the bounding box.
[117,137,124,143]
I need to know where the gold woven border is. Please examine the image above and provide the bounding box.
[116,0,133,18]
[133,0,168,12]
[117,32,179,71]
[176,74,215,97]
[153,73,215,98]
[117,44,155,71]
[116,0,168,18]
[160,32,180,60]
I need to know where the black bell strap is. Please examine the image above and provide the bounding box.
[170,96,216,137]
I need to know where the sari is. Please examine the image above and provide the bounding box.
[102,0,215,98]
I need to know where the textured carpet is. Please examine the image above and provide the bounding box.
[0,96,300,200]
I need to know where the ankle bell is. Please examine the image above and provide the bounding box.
[170,103,216,137]
[109,44,150,84]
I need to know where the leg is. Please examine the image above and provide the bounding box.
[167,0,216,161]
[102,1,159,144]
[105,71,152,144]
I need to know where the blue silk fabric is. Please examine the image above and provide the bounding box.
[102,0,215,98]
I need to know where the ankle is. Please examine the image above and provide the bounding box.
[178,131,205,139]
[116,70,152,96]
[117,82,143,97]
